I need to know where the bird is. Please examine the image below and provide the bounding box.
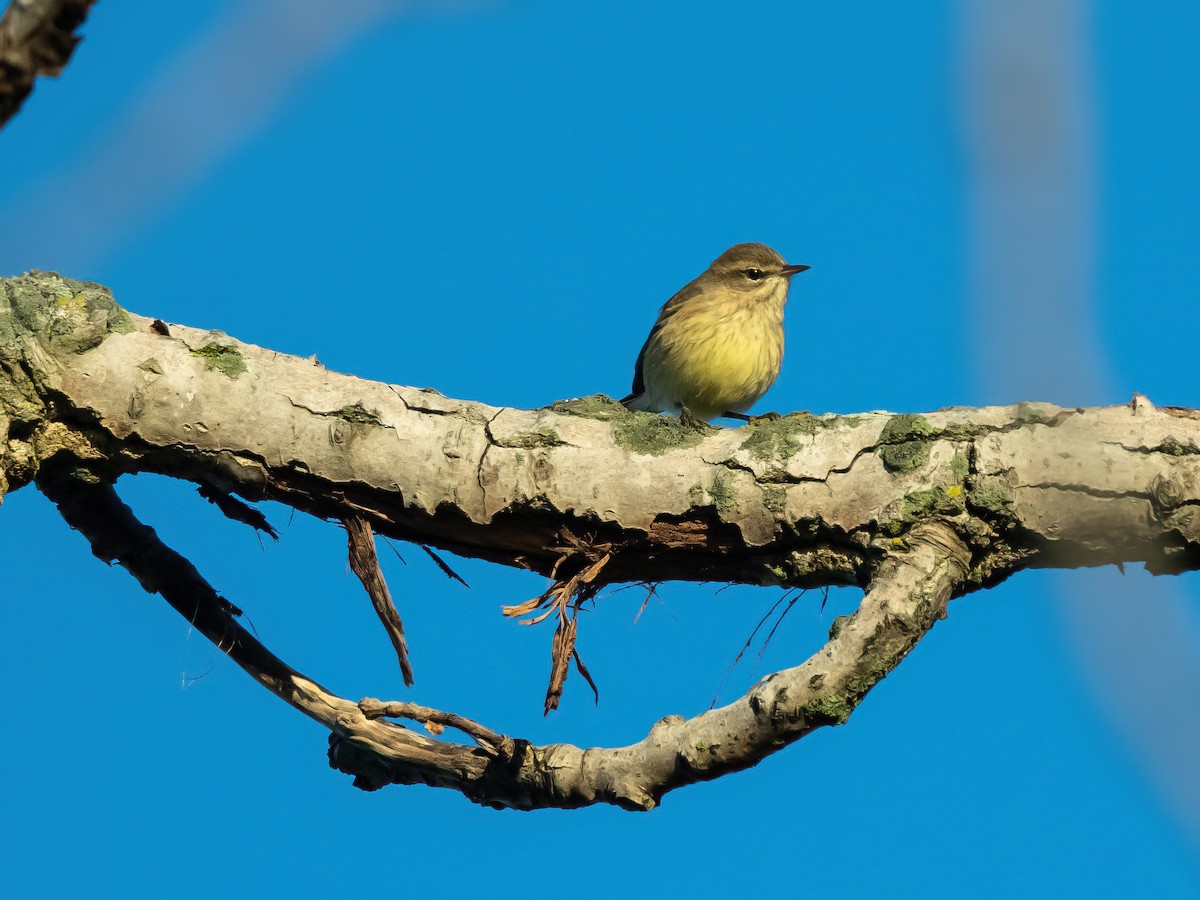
[621,242,809,423]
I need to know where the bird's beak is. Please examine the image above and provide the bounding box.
[781,264,811,278]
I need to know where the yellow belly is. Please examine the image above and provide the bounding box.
[643,304,783,421]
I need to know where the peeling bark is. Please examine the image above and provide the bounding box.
[4,271,1200,810]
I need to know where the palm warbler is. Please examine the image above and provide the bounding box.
[622,242,809,422]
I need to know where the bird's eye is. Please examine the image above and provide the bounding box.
[745,268,764,281]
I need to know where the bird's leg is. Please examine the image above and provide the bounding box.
[679,407,715,431]
[722,410,783,423]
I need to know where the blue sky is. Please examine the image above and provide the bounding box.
[2,2,1199,896]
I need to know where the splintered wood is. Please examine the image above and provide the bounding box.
[345,515,414,687]
[504,552,609,712]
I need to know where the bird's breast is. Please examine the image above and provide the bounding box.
[644,301,784,420]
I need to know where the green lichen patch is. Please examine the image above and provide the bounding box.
[880,441,930,473]
[0,386,42,431]
[550,394,627,421]
[841,622,916,694]
[613,411,705,456]
[1014,401,1058,426]
[950,450,969,483]
[708,471,735,514]
[880,486,965,536]
[500,427,566,449]
[902,486,964,518]
[762,483,787,516]
[3,273,133,354]
[738,412,821,461]
[878,413,936,473]
[1152,436,1200,457]
[336,402,382,425]
[938,421,979,440]
[966,477,1014,513]
[53,291,88,315]
[799,611,929,729]
[192,343,246,378]
[763,563,788,582]
[799,693,852,726]
[108,310,134,334]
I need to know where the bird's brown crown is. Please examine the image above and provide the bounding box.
[707,242,788,278]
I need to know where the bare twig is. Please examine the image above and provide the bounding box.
[345,515,414,687]
[756,590,803,662]
[359,698,514,758]
[346,522,972,809]
[420,544,469,587]
[632,582,658,623]
[711,589,795,708]
[197,483,279,539]
[571,647,600,705]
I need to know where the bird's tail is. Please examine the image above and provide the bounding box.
[621,392,650,411]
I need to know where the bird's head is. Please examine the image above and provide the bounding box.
[705,242,810,300]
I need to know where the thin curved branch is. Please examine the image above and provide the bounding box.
[35,468,492,794]
[340,523,971,809]
[0,0,95,130]
[36,460,972,809]
[358,699,515,757]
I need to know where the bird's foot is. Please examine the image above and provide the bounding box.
[724,410,783,423]
[679,407,716,431]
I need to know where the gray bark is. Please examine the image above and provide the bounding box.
[3,270,1198,810]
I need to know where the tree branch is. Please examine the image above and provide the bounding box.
[35,463,969,809]
[6,271,1200,809]
[0,0,95,130]
[35,468,494,793]
[340,522,970,809]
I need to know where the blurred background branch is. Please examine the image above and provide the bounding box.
[962,0,1200,847]
[0,0,95,130]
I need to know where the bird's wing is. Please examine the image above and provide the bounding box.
[622,280,703,405]
[626,336,649,400]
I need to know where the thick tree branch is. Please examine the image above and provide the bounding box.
[6,271,1200,809]
[0,0,95,130]
[4,273,1197,587]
